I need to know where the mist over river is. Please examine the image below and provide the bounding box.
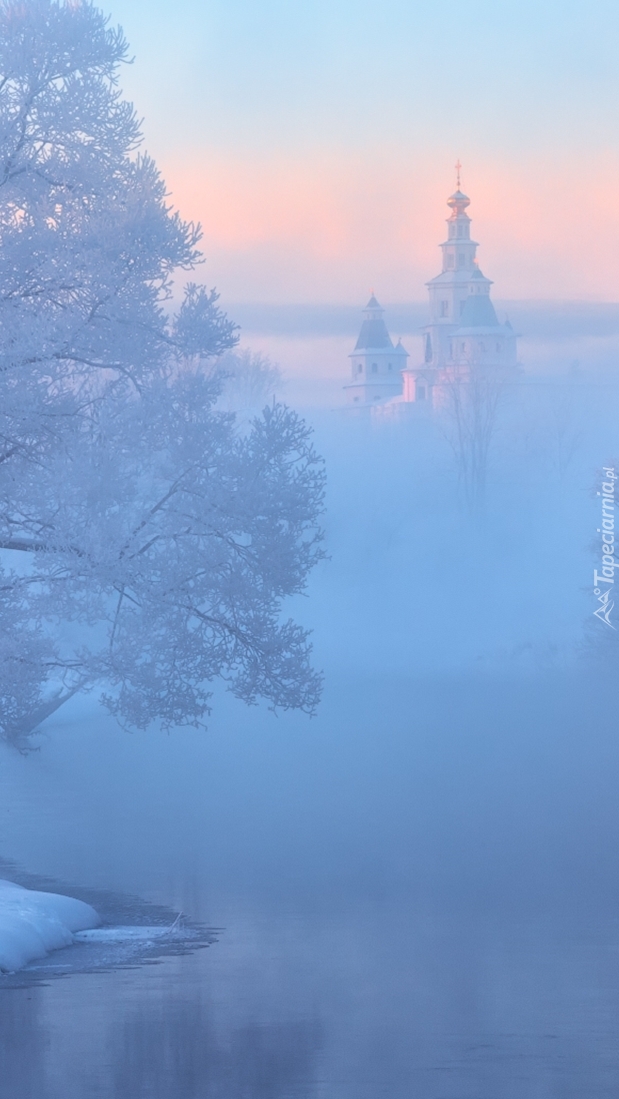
[2,399,619,1098]
[4,0,619,1091]
[2,671,619,1098]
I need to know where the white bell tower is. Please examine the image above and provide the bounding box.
[402,164,519,402]
[422,163,492,369]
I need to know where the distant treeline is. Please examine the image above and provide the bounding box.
[230,301,619,341]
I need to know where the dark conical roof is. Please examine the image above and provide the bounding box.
[354,293,393,350]
[354,317,393,351]
[365,293,381,309]
[457,294,499,329]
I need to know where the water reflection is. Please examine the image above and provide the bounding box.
[1,670,619,1097]
[3,907,619,1098]
[111,1002,322,1099]
[0,988,47,1099]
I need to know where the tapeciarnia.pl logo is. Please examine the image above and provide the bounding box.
[593,467,616,629]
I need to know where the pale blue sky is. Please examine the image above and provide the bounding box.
[114,0,619,157]
[106,1,619,302]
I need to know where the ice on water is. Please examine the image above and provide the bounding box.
[74,926,178,944]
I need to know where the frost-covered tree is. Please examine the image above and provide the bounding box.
[217,348,283,414]
[0,0,325,748]
[440,365,505,513]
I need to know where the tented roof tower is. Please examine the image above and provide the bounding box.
[345,295,408,405]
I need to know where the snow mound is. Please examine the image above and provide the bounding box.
[0,879,100,973]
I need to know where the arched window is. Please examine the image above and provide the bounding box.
[387,363,392,371]
[424,335,432,363]
[371,363,378,374]
[440,300,449,317]
[416,381,426,400]
[357,363,362,374]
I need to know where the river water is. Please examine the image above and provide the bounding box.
[1,670,618,1099]
[2,398,618,1097]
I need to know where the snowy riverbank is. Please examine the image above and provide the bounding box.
[0,880,99,973]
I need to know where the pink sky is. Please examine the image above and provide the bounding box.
[160,148,619,305]
[111,0,619,308]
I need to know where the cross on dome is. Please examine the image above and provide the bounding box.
[448,159,470,215]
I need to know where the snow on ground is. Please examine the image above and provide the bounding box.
[0,879,99,973]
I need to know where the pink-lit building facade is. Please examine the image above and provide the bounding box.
[345,183,518,407]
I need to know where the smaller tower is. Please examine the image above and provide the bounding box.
[344,295,408,405]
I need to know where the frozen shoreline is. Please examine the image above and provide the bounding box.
[0,879,100,973]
